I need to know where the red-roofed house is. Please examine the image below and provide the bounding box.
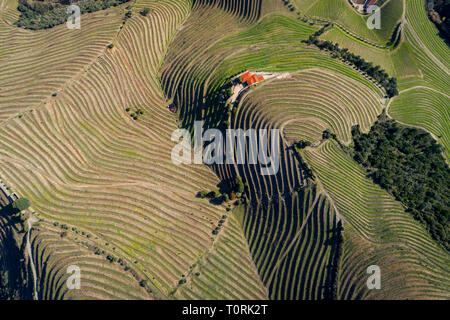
[365,0,377,7]
[240,72,264,87]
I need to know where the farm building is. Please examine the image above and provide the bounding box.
[240,72,264,87]
[364,0,378,9]
[352,0,377,5]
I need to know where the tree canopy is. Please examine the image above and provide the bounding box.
[234,176,245,194]
[12,198,30,212]
[15,0,130,30]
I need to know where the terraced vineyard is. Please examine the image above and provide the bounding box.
[234,69,383,145]
[0,0,448,301]
[0,0,266,299]
[303,140,450,299]
[389,87,450,160]
[318,0,450,158]
[241,186,339,300]
[292,0,403,45]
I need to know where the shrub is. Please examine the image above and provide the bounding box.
[141,7,150,16]
[139,280,147,287]
[197,191,208,198]
[223,194,229,202]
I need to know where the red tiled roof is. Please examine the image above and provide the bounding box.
[240,72,264,86]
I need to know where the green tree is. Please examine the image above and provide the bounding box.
[322,129,332,140]
[139,280,147,287]
[234,176,245,194]
[198,191,208,198]
[12,198,30,212]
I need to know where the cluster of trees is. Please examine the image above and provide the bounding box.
[212,215,227,236]
[386,22,402,48]
[322,129,337,140]
[352,113,449,250]
[106,255,118,263]
[124,10,132,20]
[426,0,450,43]
[0,226,29,300]
[15,0,130,30]
[310,23,332,39]
[197,189,229,205]
[1,271,15,300]
[197,176,246,206]
[281,0,295,12]
[0,269,24,300]
[125,107,144,120]
[294,140,311,149]
[197,190,220,199]
[303,35,399,97]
